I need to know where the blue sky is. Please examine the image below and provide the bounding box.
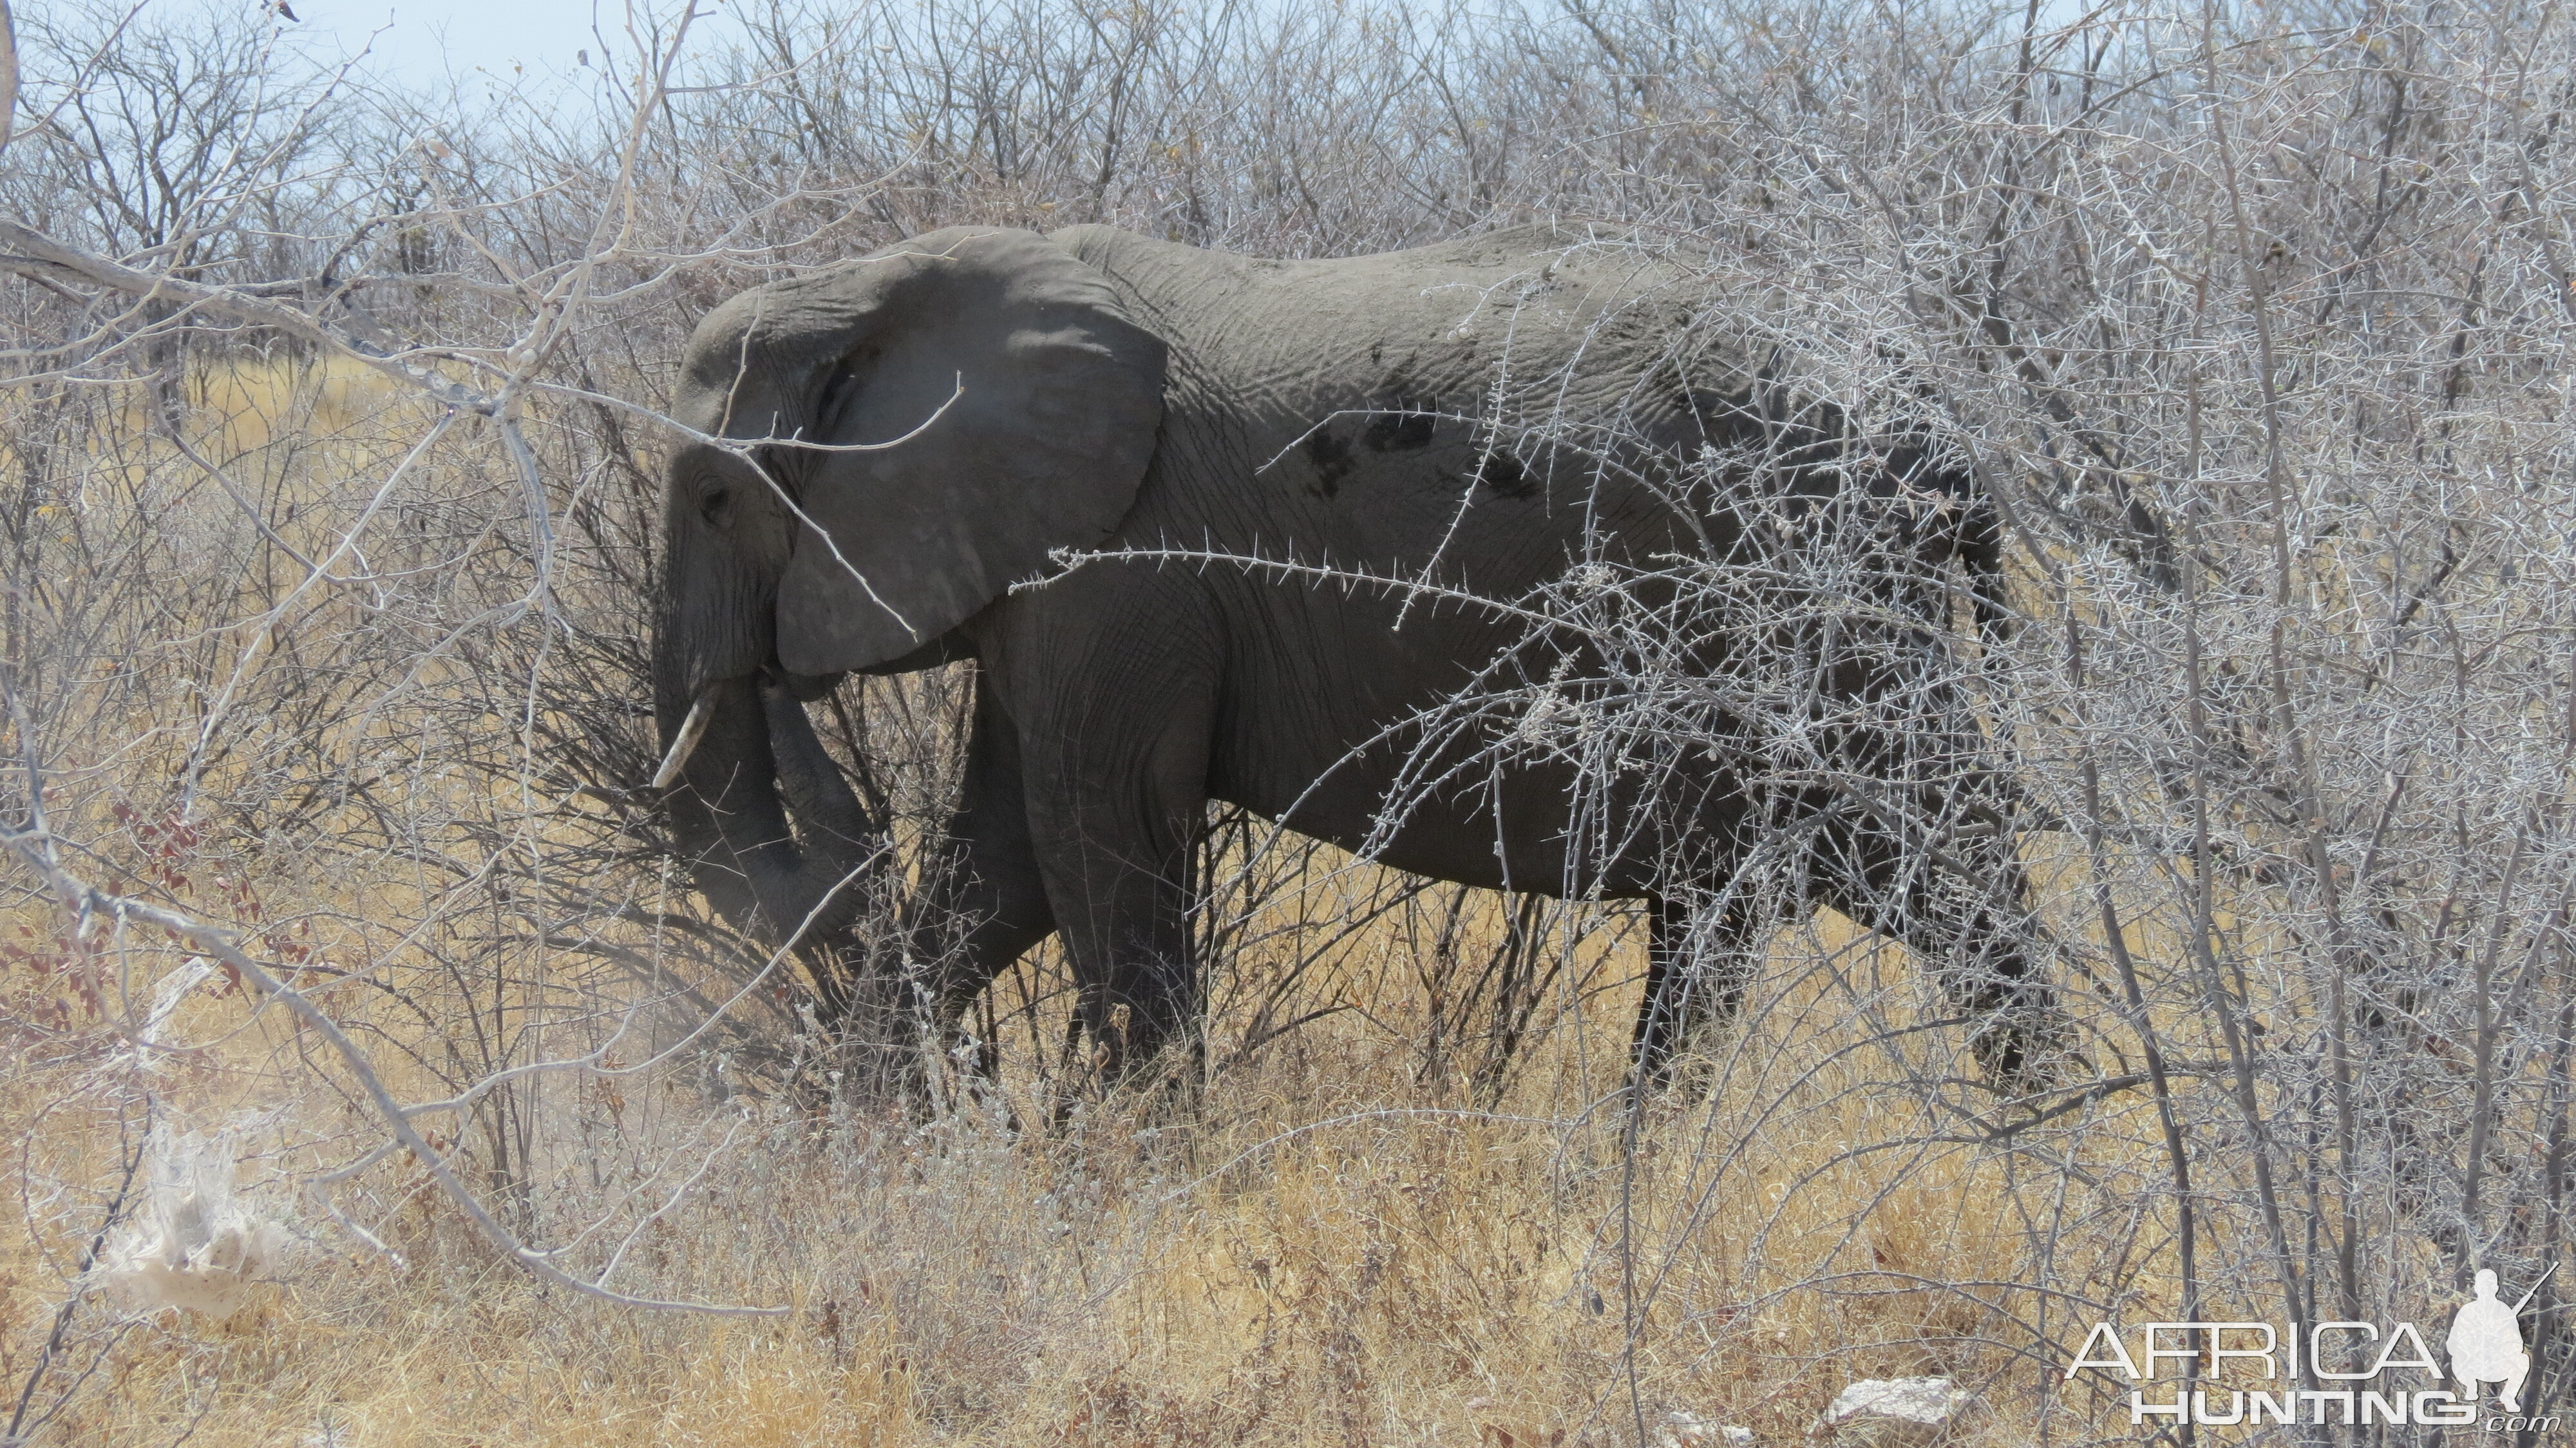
[167,0,744,102]
[161,0,2105,107]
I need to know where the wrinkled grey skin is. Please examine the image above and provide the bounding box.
[653,224,2060,1087]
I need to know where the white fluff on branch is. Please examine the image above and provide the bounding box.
[99,1129,289,1317]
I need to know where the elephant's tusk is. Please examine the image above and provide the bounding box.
[650,692,715,790]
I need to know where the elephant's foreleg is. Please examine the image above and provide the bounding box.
[905,683,1059,1050]
[1019,706,1213,1089]
[1632,893,1759,1093]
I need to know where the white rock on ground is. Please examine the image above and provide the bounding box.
[1811,1378,1973,1448]
[1659,1411,1757,1448]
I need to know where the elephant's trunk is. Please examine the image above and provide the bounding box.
[656,673,886,973]
[758,678,883,871]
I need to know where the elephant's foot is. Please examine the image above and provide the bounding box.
[1628,1022,1728,1104]
[1039,1008,1206,1131]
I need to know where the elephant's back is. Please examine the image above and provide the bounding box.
[1049,224,1759,425]
[1049,223,1763,580]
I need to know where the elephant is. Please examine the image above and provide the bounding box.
[650,222,2067,1092]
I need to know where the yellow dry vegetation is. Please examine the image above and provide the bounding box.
[0,898,2208,1447]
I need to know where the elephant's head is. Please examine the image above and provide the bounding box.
[651,227,1166,948]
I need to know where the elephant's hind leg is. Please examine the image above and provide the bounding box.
[1632,893,1761,1094]
[1819,824,2072,1089]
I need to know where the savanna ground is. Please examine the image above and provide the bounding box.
[3,0,2573,1443]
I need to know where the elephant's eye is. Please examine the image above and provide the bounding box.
[699,484,734,526]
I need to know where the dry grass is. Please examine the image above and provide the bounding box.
[0,764,2174,1446]
[0,920,2125,1448]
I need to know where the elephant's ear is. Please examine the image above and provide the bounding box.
[680,227,1166,674]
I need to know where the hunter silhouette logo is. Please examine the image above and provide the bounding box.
[2449,1268,2544,1413]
